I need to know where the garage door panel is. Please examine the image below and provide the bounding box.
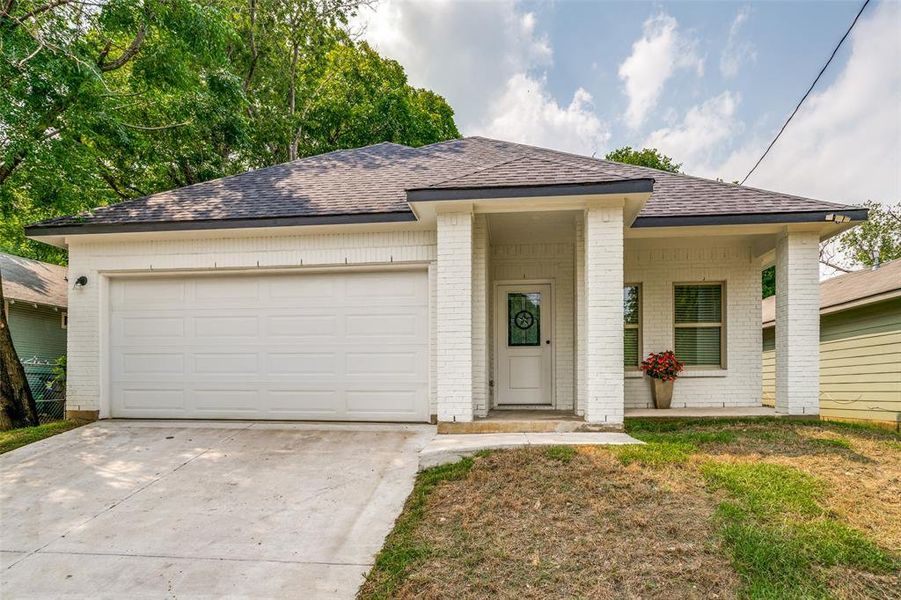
[110,270,429,421]
[193,353,259,376]
[119,388,186,411]
[120,353,185,376]
[346,389,425,418]
[266,352,338,376]
[193,389,260,413]
[194,316,259,338]
[266,315,338,338]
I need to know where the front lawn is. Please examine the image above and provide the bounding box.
[359,418,900,599]
[0,420,82,455]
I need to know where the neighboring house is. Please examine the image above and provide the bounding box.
[763,259,901,430]
[0,252,68,401]
[25,137,866,425]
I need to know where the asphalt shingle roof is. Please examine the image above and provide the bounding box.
[28,136,855,232]
[762,258,901,326]
[0,253,68,307]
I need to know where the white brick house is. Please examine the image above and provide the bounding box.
[26,138,865,425]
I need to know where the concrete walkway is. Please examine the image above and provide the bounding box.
[419,432,642,469]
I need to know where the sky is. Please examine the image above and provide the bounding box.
[352,0,901,207]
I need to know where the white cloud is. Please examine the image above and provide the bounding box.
[710,0,901,205]
[720,7,757,78]
[352,0,610,155]
[352,0,551,130]
[473,73,610,155]
[644,91,742,168]
[618,13,704,129]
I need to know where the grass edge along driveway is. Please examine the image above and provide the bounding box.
[0,420,82,455]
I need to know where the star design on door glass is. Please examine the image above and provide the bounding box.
[514,310,534,330]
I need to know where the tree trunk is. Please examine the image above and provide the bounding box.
[0,269,39,430]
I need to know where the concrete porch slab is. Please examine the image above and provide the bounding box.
[625,406,777,418]
[419,432,642,470]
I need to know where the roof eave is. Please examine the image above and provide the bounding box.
[633,208,868,228]
[25,211,418,240]
[405,179,654,202]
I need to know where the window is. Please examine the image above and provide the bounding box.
[674,283,724,367]
[507,292,541,347]
[624,284,641,368]
[61,312,68,329]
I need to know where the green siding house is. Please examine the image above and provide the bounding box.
[1,253,68,403]
[763,259,901,430]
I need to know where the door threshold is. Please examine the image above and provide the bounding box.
[493,405,555,411]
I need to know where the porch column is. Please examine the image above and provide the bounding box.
[583,203,625,425]
[775,231,820,415]
[472,214,490,418]
[436,210,474,422]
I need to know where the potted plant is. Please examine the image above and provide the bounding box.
[640,351,684,409]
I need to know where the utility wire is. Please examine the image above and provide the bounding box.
[741,0,871,185]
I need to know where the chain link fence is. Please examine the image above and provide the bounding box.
[21,357,66,423]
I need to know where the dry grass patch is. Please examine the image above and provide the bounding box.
[361,447,738,599]
[359,419,900,600]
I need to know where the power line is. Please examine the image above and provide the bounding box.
[741,0,871,185]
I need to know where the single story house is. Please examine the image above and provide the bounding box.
[763,259,901,430]
[25,137,866,425]
[1,252,68,401]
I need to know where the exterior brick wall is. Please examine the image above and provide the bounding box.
[436,212,474,422]
[64,229,437,415]
[775,231,820,415]
[623,239,763,408]
[584,204,625,424]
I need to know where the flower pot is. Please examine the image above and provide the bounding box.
[651,379,674,409]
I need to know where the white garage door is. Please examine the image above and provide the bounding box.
[109,270,429,421]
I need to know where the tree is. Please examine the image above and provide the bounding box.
[1,0,460,263]
[604,146,681,173]
[0,269,39,429]
[836,201,901,268]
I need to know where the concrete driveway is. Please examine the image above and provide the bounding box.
[1,420,434,599]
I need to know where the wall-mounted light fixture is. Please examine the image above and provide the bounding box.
[74,275,88,288]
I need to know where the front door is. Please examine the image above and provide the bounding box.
[495,284,553,406]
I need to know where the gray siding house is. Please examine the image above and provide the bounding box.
[1,253,68,403]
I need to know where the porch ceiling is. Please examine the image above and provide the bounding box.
[487,211,579,244]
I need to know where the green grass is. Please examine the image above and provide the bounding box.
[544,445,577,463]
[702,462,823,518]
[809,437,853,450]
[703,461,897,598]
[0,420,81,455]
[613,440,695,466]
[360,457,475,599]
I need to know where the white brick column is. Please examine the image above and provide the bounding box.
[574,218,586,416]
[437,211,474,422]
[583,203,625,424]
[472,214,490,417]
[775,231,820,415]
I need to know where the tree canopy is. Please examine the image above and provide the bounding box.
[604,146,681,173]
[0,0,460,264]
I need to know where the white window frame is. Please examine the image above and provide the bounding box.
[673,282,726,369]
[624,283,642,369]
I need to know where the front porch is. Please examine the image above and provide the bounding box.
[431,200,823,427]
